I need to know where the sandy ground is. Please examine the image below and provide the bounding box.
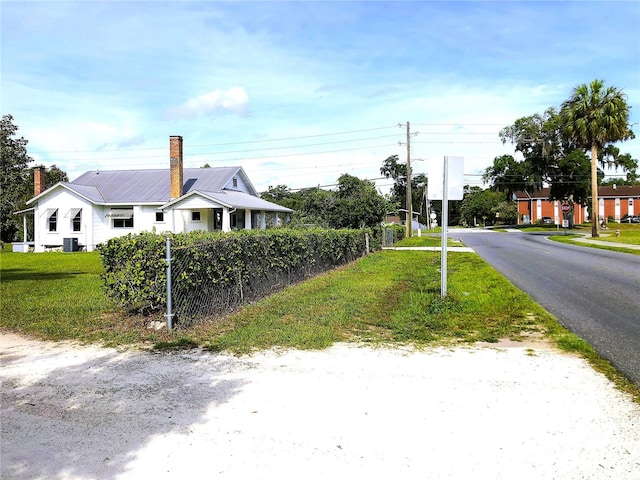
[1,332,639,480]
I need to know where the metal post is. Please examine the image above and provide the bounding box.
[441,156,449,298]
[166,236,174,330]
[406,121,412,238]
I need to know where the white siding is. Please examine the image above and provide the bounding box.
[92,205,165,247]
[33,190,93,252]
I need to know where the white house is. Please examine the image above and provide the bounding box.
[21,136,293,252]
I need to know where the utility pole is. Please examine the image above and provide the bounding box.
[406,121,412,238]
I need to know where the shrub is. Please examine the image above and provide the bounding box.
[100,228,374,323]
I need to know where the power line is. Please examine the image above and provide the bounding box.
[28,125,400,154]
[41,142,402,164]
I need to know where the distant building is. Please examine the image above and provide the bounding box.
[514,185,640,225]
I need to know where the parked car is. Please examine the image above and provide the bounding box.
[541,217,554,224]
[619,215,640,223]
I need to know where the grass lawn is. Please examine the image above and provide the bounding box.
[594,223,640,244]
[393,236,462,247]
[0,252,142,344]
[548,223,640,255]
[1,247,637,400]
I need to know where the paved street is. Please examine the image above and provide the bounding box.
[455,229,640,385]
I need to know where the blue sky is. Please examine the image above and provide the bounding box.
[2,1,639,194]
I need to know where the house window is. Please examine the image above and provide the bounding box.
[192,211,201,222]
[232,177,238,188]
[72,210,82,232]
[48,209,58,232]
[156,212,164,222]
[109,208,134,228]
[113,217,134,228]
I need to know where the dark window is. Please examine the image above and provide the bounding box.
[232,177,238,188]
[156,212,164,222]
[192,211,201,222]
[48,209,58,232]
[72,210,82,232]
[114,217,134,228]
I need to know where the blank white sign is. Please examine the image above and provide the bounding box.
[428,156,464,200]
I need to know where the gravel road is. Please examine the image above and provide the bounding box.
[1,333,639,479]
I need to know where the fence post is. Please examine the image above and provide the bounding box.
[165,236,174,331]
[365,232,370,254]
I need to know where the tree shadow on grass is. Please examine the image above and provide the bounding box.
[0,337,249,480]
[0,268,92,282]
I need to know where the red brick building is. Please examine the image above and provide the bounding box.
[514,185,640,225]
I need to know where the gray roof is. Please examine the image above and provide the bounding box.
[28,166,292,213]
[187,190,293,213]
[69,167,247,203]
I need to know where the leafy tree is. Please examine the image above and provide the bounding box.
[328,174,389,229]
[560,79,635,237]
[483,154,537,199]
[262,185,333,227]
[498,108,562,183]
[380,154,406,205]
[1,115,33,242]
[291,187,333,227]
[263,175,390,230]
[261,185,298,211]
[459,187,509,226]
[492,200,518,225]
[547,149,591,207]
[380,154,429,226]
[601,176,639,187]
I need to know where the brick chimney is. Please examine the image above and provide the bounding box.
[34,166,46,196]
[170,135,183,199]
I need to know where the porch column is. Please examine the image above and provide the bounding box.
[222,207,231,232]
[244,209,252,229]
[23,214,27,242]
[260,211,266,229]
[34,207,42,252]
[274,213,280,227]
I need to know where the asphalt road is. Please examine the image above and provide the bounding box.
[454,230,640,385]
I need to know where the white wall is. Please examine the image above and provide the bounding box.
[92,205,167,248]
[34,190,92,252]
[34,190,169,251]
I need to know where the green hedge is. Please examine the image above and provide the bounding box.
[100,228,375,322]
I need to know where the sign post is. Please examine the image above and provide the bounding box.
[561,202,572,232]
[441,157,449,298]
[429,156,464,298]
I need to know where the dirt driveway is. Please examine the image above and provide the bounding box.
[1,332,639,479]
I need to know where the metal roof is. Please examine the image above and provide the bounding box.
[28,166,292,213]
[200,190,294,212]
[160,190,293,213]
[69,167,244,203]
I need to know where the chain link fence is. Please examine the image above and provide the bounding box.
[166,233,371,328]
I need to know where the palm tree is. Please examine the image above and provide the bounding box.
[560,79,634,237]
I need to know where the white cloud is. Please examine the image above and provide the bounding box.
[165,87,249,120]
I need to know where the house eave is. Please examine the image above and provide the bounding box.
[26,183,105,206]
